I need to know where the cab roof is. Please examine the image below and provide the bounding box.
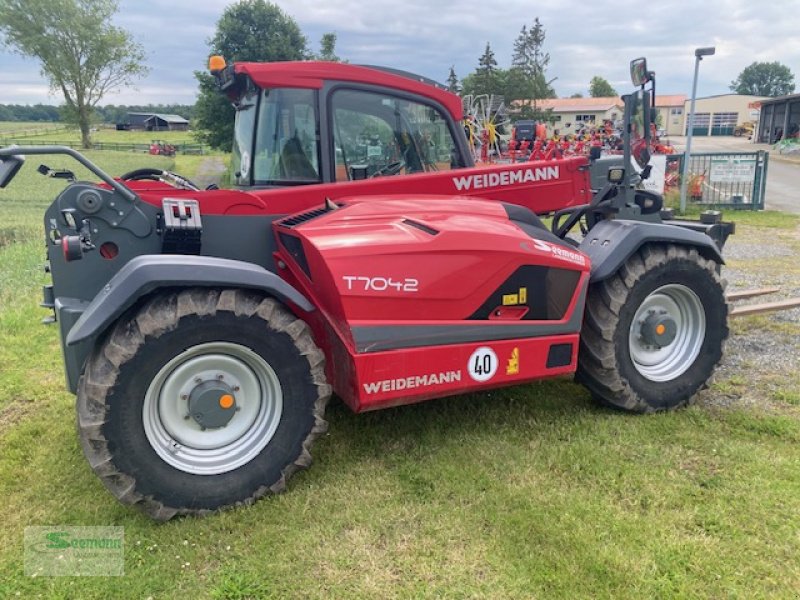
[234,61,463,121]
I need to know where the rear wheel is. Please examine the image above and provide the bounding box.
[577,244,727,412]
[76,289,330,520]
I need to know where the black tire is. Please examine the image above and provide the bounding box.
[76,289,331,520]
[577,244,728,413]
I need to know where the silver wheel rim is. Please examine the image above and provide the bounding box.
[628,284,706,382]
[143,342,282,475]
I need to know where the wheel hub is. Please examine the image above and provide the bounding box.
[628,284,706,382]
[143,342,283,475]
[188,380,237,429]
[639,311,677,348]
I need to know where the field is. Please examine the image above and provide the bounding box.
[0,122,202,153]
[0,154,799,598]
[0,121,59,132]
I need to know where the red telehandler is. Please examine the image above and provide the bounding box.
[0,57,734,520]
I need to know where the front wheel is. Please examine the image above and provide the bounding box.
[76,289,331,520]
[577,244,728,413]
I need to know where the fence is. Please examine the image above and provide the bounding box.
[666,151,768,210]
[0,126,70,138]
[0,138,209,155]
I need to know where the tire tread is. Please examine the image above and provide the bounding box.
[76,289,330,520]
[577,244,728,413]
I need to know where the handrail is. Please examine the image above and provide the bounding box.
[0,145,139,204]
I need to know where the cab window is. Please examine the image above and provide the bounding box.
[331,89,465,181]
[253,88,320,185]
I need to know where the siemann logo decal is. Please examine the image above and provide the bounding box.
[522,238,587,267]
[452,166,560,191]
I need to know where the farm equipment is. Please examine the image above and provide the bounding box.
[0,57,738,520]
[149,140,176,156]
[733,121,755,138]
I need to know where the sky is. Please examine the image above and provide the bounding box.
[1,0,799,106]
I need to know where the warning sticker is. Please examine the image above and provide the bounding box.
[468,347,498,382]
[506,348,520,375]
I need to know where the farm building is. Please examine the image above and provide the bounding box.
[755,93,800,143]
[519,97,624,136]
[681,94,766,136]
[523,95,687,137]
[517,92,769,138]
[127,112,190,131]
[653,95,687,136]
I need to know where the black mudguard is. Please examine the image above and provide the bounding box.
[66,255,314,347]
[579,219,724,283]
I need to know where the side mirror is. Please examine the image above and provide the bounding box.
[630,58,650,87]
[0,152,25,188]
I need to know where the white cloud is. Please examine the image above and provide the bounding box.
[1,0,798,105]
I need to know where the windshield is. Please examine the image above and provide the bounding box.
[232,90,257,186]
[253,88,320,185]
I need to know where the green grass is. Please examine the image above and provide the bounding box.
[664,191,800,229]
[0,121,66,133]
[3,125,197,146]
[1,171,799,597]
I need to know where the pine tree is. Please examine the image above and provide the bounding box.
[446,66,460,94]
[509,18,556,108]
[474,42,499,95]
[511,26,530,75]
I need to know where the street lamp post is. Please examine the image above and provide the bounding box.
[680,46,715,213]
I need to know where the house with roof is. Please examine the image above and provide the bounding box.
[127,112,190,131]
[653,95,687,137]
[518,95,689,138]
[522,97,624,136]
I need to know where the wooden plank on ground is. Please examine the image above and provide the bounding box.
[730,298,800,317]
[726,287,780,301]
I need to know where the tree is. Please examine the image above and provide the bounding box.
[473,42,499,95]
[589,76,617,98]
[730,62,795,97]
[194,0,307,151]
[509,19,556,108]
[501,68,530,103]
[570,93,584,98]
[317,32,340,62]
[0,0,147,148]
[446,66,460,94]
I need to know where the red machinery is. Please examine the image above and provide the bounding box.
[0,57,733,520]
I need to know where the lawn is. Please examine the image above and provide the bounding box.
[0,156,799,598]
[1,123,198,147]
[0,121,65,133]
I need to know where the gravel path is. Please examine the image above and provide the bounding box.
[696,222,800,411]
[192,157,227,189]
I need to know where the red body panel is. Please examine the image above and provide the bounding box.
[347,335,579,411]
[270,197,591,411]
[131,156,591,217]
